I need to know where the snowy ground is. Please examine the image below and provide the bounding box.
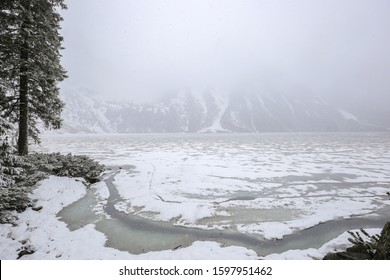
[1,132,389,259]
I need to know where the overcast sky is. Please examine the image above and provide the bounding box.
[60,0,390,114]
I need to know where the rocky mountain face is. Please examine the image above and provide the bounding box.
[58,88,380,133]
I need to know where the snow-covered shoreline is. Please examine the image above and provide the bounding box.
[0,176,258,259]
[0,175,382,260]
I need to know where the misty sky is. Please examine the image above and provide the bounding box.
[60,0,390,117]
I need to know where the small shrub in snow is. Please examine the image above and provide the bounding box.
[0,152,105,223]
[21,153,105,184]
[347,228,381,257]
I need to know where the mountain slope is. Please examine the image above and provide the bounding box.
[58,88,381,133]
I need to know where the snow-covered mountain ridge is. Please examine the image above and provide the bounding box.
[58,88,381,133]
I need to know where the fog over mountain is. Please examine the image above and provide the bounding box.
[57,87,384,134]
[59,0,390,128]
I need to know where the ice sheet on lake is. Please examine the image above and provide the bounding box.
[34,133,390,239]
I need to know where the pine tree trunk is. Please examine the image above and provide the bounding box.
[18,40,29,156]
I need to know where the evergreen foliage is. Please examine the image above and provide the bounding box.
[0,1,107,226]
[0,0,67,155]
[345,194,390,258]
[347,228,381,258]
[0,113,16,190]
[0,152,105,223]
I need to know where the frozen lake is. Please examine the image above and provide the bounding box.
[36,132,390,254]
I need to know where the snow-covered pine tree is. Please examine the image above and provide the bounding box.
[0,87,14,161]
[0,0,67,155]
[0,106,15,194]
